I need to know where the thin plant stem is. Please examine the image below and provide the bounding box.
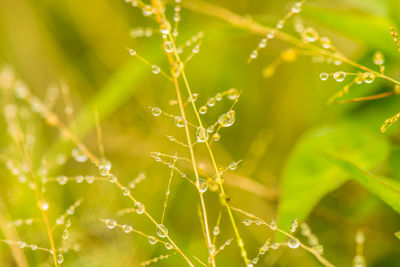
[17,89,194,267]
[150,1,217,266]
[182,0,400,86]
[231,206,335,267]
[149,2,251,264]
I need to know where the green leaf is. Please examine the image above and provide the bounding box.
[326,155,400,214]
[278,123,389,230]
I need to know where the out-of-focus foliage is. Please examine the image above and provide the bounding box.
[279,123,389,231]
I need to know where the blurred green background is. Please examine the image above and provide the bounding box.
[1,0,400,266]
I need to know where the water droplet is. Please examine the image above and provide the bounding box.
[228,88,239,100]
[242,219,252,226]
[57,176,67,185]
[209,245,216,255]
[333,71,346,82]
[105,219,117,229]
[199,106,207,114]
[156,224,168,238]
[142,5,153,16]
[287,238,300,249]
[38,199,49,211]
[108,174,117,183]
[196,127,209,143]
[258,38,267,49]
[129,49,136,56]
[172,61,182,77]
[269,219,277,230]
[174,116,186,127]
[334,60,342,65]
[320,73,329,81]
[165,242,173,250]
[252,257,259,264]
[213,226,220,236]
[309,234,319,246]
[355,231,365,244]
[207,98,216,107]
[300,222,311,236]
[15,84,28,99]
[189,93,199,102]
[373,51,384,65]
[320,37,331,49]
[57,254,64,264]
[134,202,145,214]
[218,110,235,127]
[160,21,171,35]
[215,93,222,101]
[148,236,157,245]
[353,255,365,267]
[192,45,200,54]
[122,187,130,196]
[291,2,302,13]
[99,160,111,176]
[71,147,87,162]
[312,245,324,255]
[30,245,37,250]
[152,107,162,116]
[276,20,284,29]
[122,224,133,233]
[302,27,319,42]
[229,161,238,170]
[212,133,220,141]
[63,229,70,240]
[65,218,71,227]
[18,175,27,183]
[270,242,279,250]
[260,241,269,254]
[152,65,161,74]
[75,175,84,183]
[267,31,275,39]
[41,176,48,185]
[164,41,173,53]
[17,241,26,248]
[198,178,208,193]
[174,13,181,22]
[86,175,96,184]
[250,50,258,59]
[362,72,375,83]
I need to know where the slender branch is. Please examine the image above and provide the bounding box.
[181,0,400,86]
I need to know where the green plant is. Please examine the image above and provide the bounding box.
[1,0,400,266]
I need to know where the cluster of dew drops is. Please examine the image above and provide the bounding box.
[103,218,174,250]
[319,52,385,84]
[242,218,303,266]
[97,159,174,249]
[151,88,240,143]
